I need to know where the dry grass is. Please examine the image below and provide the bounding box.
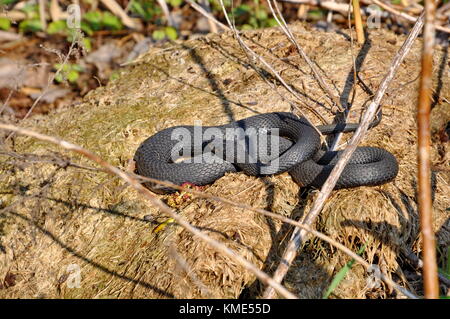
[0,23,449,298]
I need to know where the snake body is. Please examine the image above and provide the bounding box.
[134,112,398,193]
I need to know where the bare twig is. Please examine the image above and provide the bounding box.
[276,0,450,34]
[38,0,47,30]
[370,0,450,34]
[0,123,297,299]
[263,11,426,299]
[50,0,66,22]
[417,0,440,299]
[156,0,175,27]
[5,33,79,142]
[0,145,417,298]
[218,0,328,142]
[277,0,352,14]
[352,0,365,43]
[130,173,417,298]
[267,0,344,112]
[168,245,215,298]
[185,0,230,31]
[100,0,141,29]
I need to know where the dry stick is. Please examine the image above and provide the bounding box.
[168,245,215,298]
[130,174,418,298]
[267,0,344,112]
[352,0,365,43]
[330,0,359,151]
[370,0,450,34]
[417,0,440,299]
[4,36,78,143]
[200,0,219,33]
[276,0,450,34]
[0,123,297,299]
[277,0,351,15]
[218,0,327,142]
[101,0,140,29]
[263,11,426,299]
[38,0,47,31]
[156,0,175,27]
[185,0,230,31]
[50,0,66,22]
[0,146,416,298]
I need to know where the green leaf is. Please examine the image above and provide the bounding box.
[66,69,79,83]
[323,244,367,299]
[0,0,19,5]
[266,18,279,27]
[168,0,182,7]
[19,19,43,33]
[81,37,92,52]
[19,3,38,15]
[152,29,165,41]
[80,21,94,36]
[130,1,147,18]
[241,24,253,31]
[308,9,324,19]
[83,11,102,31]
[164,26,177,40]
[54,73,64,83]
[255,8,267,21]
[102,11,123,30]
[0,17,11,31]
[233,4,251,17]
[47,20,67,34]
[109,71,120,82]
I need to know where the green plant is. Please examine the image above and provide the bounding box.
[323,244,367,299]
[54,63,84,84]
[167,0,182,7]
[129,0,162,22]
[18,19,43,33]
[0,17,11,30]
[230,0,278,30]
[47,20,92,52]
[0,0,18,5]
[83,10,123,32]
[152,26,177,40]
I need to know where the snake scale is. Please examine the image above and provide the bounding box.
[134,112,399,193]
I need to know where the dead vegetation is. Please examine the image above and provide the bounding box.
[0,23,449,298]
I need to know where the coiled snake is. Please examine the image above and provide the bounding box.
[134,112,398,193]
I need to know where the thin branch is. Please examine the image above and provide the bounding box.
[38,0,47,31]
[352,0,365,43]
[5,33,79,143]
[417,0,440,299]
[156,0,175,27]
[129,173,417,298]
[185,0,230,30]
[275,0,450,34]
[267,0,344,112]
[370,0,450,34]
[217,0,327,142]
[185,0,226,32]
[0,145,417,298]
[100,0,141,29]
[0,123,297,299]
[168,245,215,298]
[263,11,426,299]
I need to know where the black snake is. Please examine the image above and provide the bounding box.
[134,112,398,193]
